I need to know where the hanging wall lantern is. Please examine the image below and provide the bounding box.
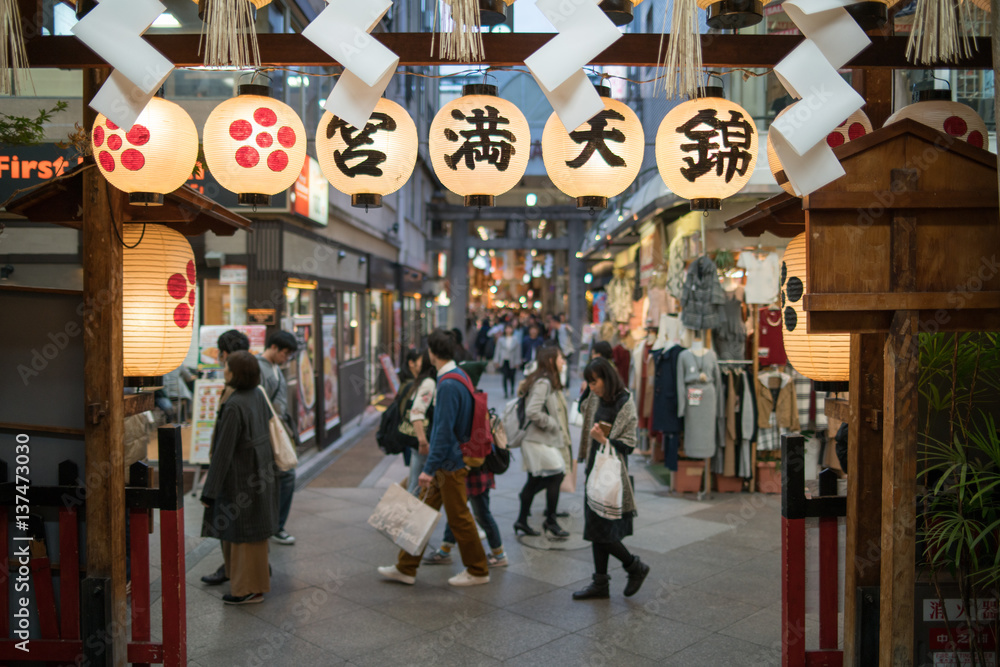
[93,95,199,206]
[316,97,418,209]
[123,224,197,384]
[767,105,873,196]
[429,84,530,207]
[884,89,987,149]
[541,85,644,210]
[599,0,644,26]
[203,84,307,206]
[780,233,850,389]
[655,86,758,211]
[480,0,514,26]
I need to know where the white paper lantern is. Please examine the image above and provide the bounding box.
[429,84,530,207]
[780,233,850,383]
[93,96,199,206]
[123,224,197,380]
[542,86,644,209]
[316,98,418,209]
[203,84,307,206]
[884,90,987,149]
[655,87,758,211]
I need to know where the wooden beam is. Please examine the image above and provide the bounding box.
[808,309,1000,334]
[805,292,1000,313]
[824,397,850,424]
[803,190,999,211]
[843,332,886,666]
[81,67,128,666]
[23,33,995,69]
[123,393,154,418]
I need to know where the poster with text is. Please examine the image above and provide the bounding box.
[294,318,316,442]
[322,314,340,431]
[198,325,267,368]
[189,379,226,464]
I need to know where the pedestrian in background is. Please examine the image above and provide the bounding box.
[257,331,299,546]
[493,324,522,399]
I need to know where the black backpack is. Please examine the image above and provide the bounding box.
[478,410,511,475]
[375,382,419,455]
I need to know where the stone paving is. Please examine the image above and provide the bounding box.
[154,370,823,666]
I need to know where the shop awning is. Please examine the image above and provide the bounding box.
[724,192,804,238]
[1,163,252,237]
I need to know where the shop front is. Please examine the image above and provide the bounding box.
[368,256,398,404]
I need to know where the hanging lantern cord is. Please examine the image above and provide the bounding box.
[105,182,147,249]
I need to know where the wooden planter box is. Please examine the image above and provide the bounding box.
[757,461,781,494]
[674,459,705,493]
[714,474,744,493]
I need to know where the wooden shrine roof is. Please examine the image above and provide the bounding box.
[1,163,252,237]
[724,191,804,238]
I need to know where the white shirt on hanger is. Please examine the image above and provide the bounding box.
[739,251,781,305]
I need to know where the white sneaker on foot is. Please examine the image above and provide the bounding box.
[448,569,490,587]
[377,565,416,585]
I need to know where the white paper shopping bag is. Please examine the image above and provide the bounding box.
[367,483,442,556]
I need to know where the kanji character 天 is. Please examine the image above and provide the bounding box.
[567,109,627,169]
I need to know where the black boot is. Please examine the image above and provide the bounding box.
[572,574,611,600]
[513,519,539,536]
[542,516,569,539]
[623,556,650,597]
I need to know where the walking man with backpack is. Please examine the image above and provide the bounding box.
[379,329,491,587]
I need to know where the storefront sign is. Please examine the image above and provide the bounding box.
[219,265,247,285]
[322,314,340,431]
[916,585,998,667]
[378,353,401,395]
[291,155,329,226]
[190,378,226,464]
[247,308,277,325]
[294,317,317,442]
[198,324,267,368]
[0,144,87,202]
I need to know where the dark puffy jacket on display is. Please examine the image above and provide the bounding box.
[680,255,727,331]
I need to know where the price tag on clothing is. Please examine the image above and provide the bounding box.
[687,387,704,407]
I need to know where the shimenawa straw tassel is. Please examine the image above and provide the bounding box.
[199,0,263,68]
[659,0,704,100]
[0,0,30,95]
[906,0,978,65]
[434,0,485,62]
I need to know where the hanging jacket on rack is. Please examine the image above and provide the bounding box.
[651,344,685,435]
[680,255,727,331]
[756,370,800,451]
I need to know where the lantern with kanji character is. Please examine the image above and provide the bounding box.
[779,233,850,387]
[429,84,530,207]
[655,87,758,211]
[600,0,644,26]
[767,104,873,196]
[92,96,199,206]
[123,224,197,383]
[202,84,307,206]
[316,98,418,209]
[884,89,987,150]
[542,85,644,209]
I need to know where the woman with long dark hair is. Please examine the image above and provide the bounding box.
[573,357,649,600]
[403,349,437,496]
[514,345,572,538]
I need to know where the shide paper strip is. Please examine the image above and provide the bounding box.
[769,0,870,195]
[71,0,174,130]
[526,0,620,132]
[303,0,400,129]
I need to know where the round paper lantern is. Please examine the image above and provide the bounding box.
[655,86,758,211]
[429,84,530,207]
[767,104,873,195]
[542,86,644,209]
[92,97,198,206]
[203,84,307,206]
[123,224,197,382]
[599,0,644,26]
[316,98,418,209]
[779,233,850,385]
[884,90,987,149]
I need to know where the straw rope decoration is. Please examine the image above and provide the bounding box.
[658,0,704,100]
[0,0,30,95]
[906,0,979,64]
[200,0,263,68]
[432,0,485,62]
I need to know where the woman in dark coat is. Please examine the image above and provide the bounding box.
[201,351,279,604]
[573,358,650,600]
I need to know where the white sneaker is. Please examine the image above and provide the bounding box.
[377,565,415,585]
[448,569,490,587]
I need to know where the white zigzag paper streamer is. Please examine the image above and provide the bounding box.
[71,0,174,130]
[525,0,621,131]
[769,0,870,196]
[303,0,400,130]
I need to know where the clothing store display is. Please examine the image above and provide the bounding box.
[680,256,727,331]
[652,344,685,471]
[607,275,633,324]
[756,369,800,451]
[666,234,689,300]
[757,308,788,367]
[739,251,781,305]
[628,341,656,431]
[713,291,747,361]
[611,344,631,384]
[647,284,670,322]
[676,348,724,459]
[714,368,757,478]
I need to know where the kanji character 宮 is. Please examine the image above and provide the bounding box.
[567,109,627,169]
[325,112,396,178]
[443,106,516,171]
[676,108,755,183]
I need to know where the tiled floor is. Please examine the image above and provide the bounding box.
[153,370,816,666]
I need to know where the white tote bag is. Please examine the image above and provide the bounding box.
[258,385,298,471]
[568,399,584,427]
[586,442,624,520]
[368,483,443,556]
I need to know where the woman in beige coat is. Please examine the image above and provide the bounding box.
[514,345,572,539]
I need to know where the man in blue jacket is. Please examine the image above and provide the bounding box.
[379,329,490,587]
